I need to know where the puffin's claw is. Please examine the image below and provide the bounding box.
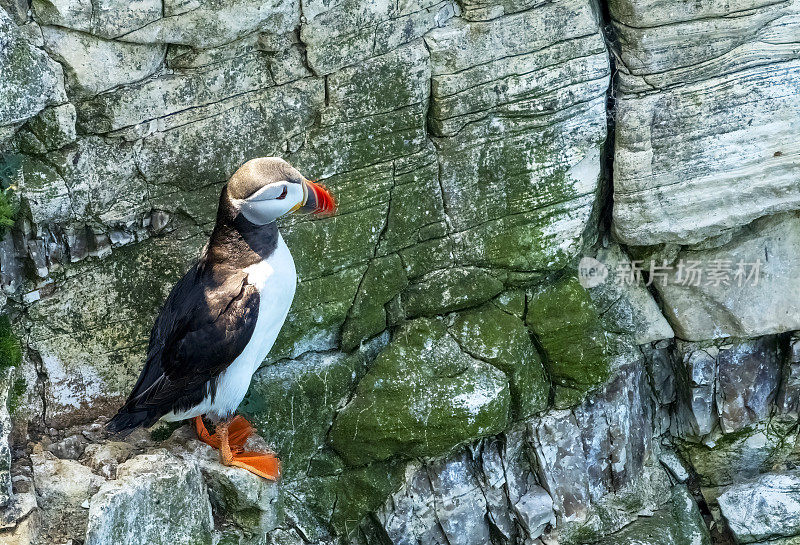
[193,415,280,481]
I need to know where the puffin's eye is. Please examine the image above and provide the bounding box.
[276,186,288,200]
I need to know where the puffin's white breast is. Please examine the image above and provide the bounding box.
[163,233,297,422]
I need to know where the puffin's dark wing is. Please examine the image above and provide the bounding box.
[107,263,260,433]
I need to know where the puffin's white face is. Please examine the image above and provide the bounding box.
[232,180,306,225]
[228,157,336,225]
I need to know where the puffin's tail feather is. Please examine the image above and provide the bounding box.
[106,408,156,435]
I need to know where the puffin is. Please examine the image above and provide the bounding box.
[107,157,336,480]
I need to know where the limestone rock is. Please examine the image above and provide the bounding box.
[41,25,165,97]
[611,0,800,245]
[0,10,66,128]
[84,452,214,545]
[31,450,104,543]
[329,319,511,466]
[653,212,800,340]
[32,0,162,38]
[719,471,800,544]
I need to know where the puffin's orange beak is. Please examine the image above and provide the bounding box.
[298,180,336,216]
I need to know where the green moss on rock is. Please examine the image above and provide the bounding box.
[239,341,383,478]
[329,318,511,466]
[330,459,406,536]
[450,304,549,420]
[402,267,504,318]
[341,255,408,352]
[526,275,610,398]
[0,316,22,370]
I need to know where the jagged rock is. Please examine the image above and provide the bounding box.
[778,333,800,416]
[329,318,511,466]
[84,452,214,545]
[83,442,134,480]
[593,485,710,545]
[0,370,12,508]
[611,0,800,245]
[718,472,800,544]
[673,337,781,439]
[40,25,165,97]
[0,10,66,128]
[533,362,671,541]
[31,450,104,543]
[588,244,675,344]
[25,103,76,150]
[653,212,800,340]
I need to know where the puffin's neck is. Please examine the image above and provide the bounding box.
[204,186,280,270]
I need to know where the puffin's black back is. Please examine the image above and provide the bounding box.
[107,187,278,434]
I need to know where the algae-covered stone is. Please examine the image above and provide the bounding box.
[330,459,406,536]
[676,421,797,487]
[85,453,214,545]
[450,304,548,419]
[329,318,511,466]
[341,255,408,351]
[593,485,710,545]
[240,337,386,477]
[26,103,76,150]
[526,275,610,395]
[402,267,504,318]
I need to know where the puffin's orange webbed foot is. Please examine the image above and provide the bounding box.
[230,451,281,481]
[193,415,281,481]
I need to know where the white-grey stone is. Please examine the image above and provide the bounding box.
[31,450,104,543]
[654,212,800,340]
[84,452,214,545]
[719,471,800,544]
[32,0,162,38]
[0,10,66,127]
[611,0,800,246]
[41,25,165,97]
[589,244,675,344]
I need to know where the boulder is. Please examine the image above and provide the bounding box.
[84,452,214,545]
[329,318,511,466]
[719,472,800,544]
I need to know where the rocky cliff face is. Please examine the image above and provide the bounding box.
[0,0,799,543]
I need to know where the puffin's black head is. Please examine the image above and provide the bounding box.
[227,157,336,225]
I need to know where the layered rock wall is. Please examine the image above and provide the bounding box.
[0,0,799,543]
